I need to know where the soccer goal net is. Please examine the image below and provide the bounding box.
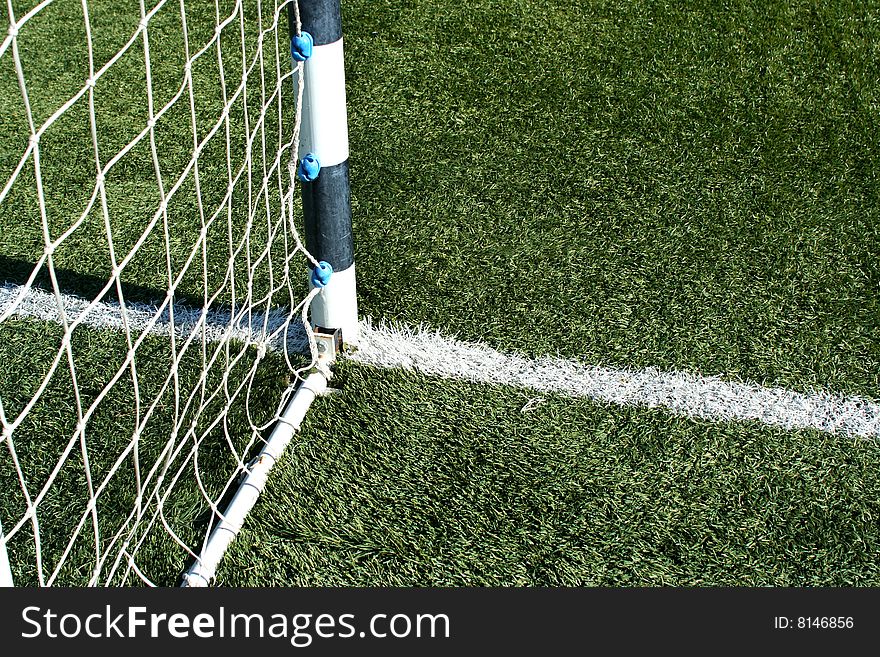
[0,0,344,586]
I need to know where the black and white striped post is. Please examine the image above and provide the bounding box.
[289,0,358,346]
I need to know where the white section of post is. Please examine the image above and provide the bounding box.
[181,371,328,587]
[309,262,358,345]
[298,38,349,169]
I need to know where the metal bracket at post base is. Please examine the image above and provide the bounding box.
[314,326,343,364]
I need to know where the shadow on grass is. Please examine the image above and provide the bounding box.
[0,253,205,311]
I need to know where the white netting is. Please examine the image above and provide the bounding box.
[0,0,320,585]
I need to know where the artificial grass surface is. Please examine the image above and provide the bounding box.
[221,361,880,586]
[1,0,878,585]
[345,0,880,398]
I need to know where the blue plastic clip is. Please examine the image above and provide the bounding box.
[297,153,321,182]
[291,32,314,62]
[311,261,333,288]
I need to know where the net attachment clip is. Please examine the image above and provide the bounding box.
[310,260,332,287]
[297,153,321,182]
[291,31,313,62]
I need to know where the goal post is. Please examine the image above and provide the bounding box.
[292,0,359,346]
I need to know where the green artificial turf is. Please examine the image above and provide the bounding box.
[221,361,880,586]
[345,0,880,398]
[0,0,878,585]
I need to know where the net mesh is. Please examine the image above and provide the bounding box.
[0,0,320,585]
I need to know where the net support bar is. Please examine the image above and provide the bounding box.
[0,518,12,587]
[294,0,359,345]
[181,371,328,587]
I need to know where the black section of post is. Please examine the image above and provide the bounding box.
[301,160,354,271]
[290,0,342,46]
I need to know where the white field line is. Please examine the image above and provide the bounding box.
[0,282,310,354]
[2,282,879,439]
[353,323,880,439]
